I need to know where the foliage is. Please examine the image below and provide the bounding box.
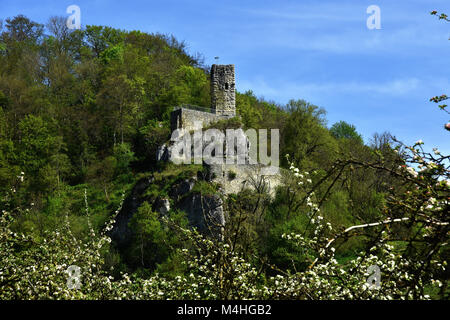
[1,146,447,299]
[0,12,448,300]
[282,99,338,170]
[330,121,364,144]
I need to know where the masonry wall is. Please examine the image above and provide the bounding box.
[211,64,236,116]
[167,64,282,197]
[208,163,282,197]
[170,107,231,132]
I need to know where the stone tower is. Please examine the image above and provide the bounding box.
[211,64,236,116]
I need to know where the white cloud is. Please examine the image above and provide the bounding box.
[229,2,448,55]
[238,77,422,103]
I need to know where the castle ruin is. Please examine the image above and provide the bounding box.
[211,64,236,116]
[170,64,236,132]
[160,64,282,196]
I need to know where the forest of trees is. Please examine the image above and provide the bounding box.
[0,14,448,300]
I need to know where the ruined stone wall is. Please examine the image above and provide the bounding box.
[208,163,282,197]
[211,64,236,116]
[170,107,230,132]
[166,64,282,198]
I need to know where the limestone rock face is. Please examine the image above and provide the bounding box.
[178,193,224,236]
[156,144,168,161]
[158,198,170,215]
[169,179,196,199]
[110,173,225,247]
[109,177,153,247]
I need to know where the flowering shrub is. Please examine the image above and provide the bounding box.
[0,172,130,299]
[0,137,448,299]
[255,148,447,299]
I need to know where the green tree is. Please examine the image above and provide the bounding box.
[128,202,169,270]
[330,121,363,144]
[235,91,263,128]
[17,115,69,193]
[3,15,43,43]
[84,25,124,58]
[0,106,18,192]
[113,142,135,177]
[97,74,145,145]
[283,99,338,169]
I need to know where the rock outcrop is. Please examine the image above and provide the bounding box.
[109,176,154,247]
[110,169,226,247]
[111,63,282,247]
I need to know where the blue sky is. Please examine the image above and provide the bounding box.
[1,0,449,153]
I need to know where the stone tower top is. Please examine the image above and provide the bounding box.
[211,64,236,117]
